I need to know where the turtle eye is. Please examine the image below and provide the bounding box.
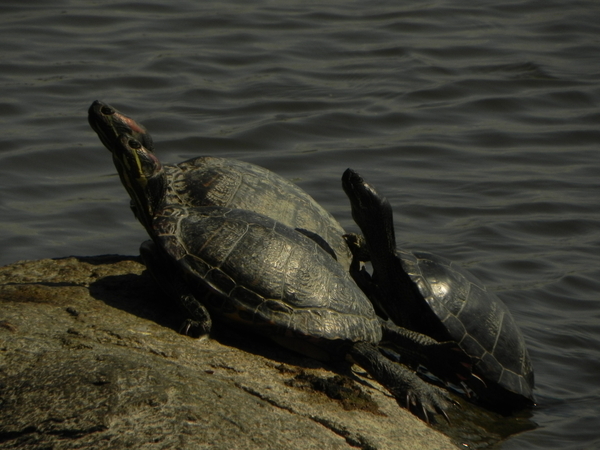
[128,139,142,149]
[101,106,115,115]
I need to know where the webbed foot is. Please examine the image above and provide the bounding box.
[177,294,212,339]
[349,341,458,424]
[140,240,213,338]
[421,340,473,385]
[343,232,370,262]
[397,377,458,424]
[179,318,211,339]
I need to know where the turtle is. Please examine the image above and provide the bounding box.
[341,168,535,412]
[88,100,352,270]
[104,133,468,423]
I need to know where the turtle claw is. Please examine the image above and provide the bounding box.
[405,392,429,423]
[471,372,487,389]
[178,319,202,337]
[439,407,451,424]
[457,372,487,400]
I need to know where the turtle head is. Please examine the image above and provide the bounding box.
[112,134,166,231]
[342,168,397,258]
[88,100,154,153]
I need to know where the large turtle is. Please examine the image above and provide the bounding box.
[342,168,535,412]
[104,133,467,423]
[88,100,352,270]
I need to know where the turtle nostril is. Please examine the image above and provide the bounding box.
[101,106,115,116]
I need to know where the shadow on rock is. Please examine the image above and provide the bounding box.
[87,262,330,373]
[88,269,185,334]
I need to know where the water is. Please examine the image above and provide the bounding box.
[1,1,599,447]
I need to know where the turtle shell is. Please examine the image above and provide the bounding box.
[153,204,381,345]
[398,249,534,402]
[163,156,351,270]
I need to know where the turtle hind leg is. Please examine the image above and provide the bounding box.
[140,240,212,338]
[379,318,473,386]
[348,341,455,424]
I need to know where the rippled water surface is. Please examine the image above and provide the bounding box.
[2,1,599,448]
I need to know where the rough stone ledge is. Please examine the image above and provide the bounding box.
[0,255,458,450]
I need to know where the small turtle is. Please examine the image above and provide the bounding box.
[88,100,351,270]
[104,133,465,423]
[342,168,535,412]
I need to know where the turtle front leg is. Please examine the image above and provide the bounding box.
[140,240,212,338]
[348,342,455,423]
[344,233,389,318]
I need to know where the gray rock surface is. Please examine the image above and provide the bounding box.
[0,255,458,449]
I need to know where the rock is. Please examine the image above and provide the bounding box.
[0,256,458,450]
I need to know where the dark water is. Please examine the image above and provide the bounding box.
[1,1,599,448]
